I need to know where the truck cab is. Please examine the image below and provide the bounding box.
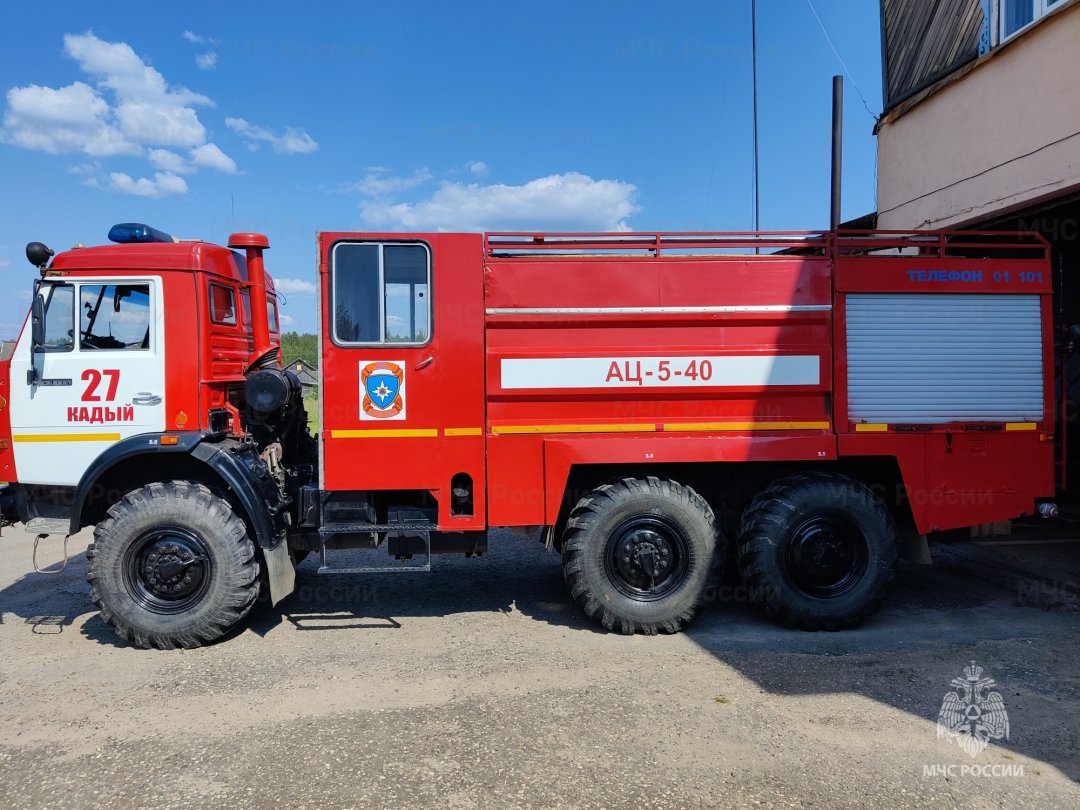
[2,224,282,503]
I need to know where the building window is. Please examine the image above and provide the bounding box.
[331,242,431,345]
[1000,0,1063,41]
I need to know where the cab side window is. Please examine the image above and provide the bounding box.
[210,283,238,325]
[267,295,280,334]
[42,284,75,352]
[332,242,431,345]
[80,284,152,351]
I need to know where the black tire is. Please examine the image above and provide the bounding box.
[562,476,723,635]
[86,481,260,649]
[737,472,897,630]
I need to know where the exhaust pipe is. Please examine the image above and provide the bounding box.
[228,232,275,370]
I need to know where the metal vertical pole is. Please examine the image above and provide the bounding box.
[830,74,843,232]
[752,0,760,237]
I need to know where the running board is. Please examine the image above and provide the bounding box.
[25,518,70,537]
[317,523,432,574]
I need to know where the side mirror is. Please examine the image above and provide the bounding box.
[30,294,45,351]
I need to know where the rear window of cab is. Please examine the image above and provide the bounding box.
[209,274,280,334]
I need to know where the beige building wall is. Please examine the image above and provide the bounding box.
[877,1,1080,230]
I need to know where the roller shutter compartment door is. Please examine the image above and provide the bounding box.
[846,293,1043,425]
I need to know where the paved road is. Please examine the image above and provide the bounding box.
[0,525,1077,808]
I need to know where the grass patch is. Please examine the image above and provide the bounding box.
[304,394,319,434]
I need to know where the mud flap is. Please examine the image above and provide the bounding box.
[262,540,296,605]
[898,528,933,565]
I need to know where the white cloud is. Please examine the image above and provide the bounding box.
[195,51,218,70]
[190,142,236,173]
[466,160,488,177]
[274,277,316,295]
[345,167,432,197]
[64,32,211,108]
[2,81,137,156]
[104,171,188,198]
[68,161,101,176]
[1,31,250,195]
[147,143,237,175]
[148,148,191,173]
[359,172,639,232]
[225,117,318,154]
[279,313,295,326]
[3,31,213,157]
[115,101,205,147]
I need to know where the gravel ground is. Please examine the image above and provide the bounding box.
[0,524,1077,809]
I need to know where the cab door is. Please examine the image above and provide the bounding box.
[9,277,166,487]
[319,233,486,529]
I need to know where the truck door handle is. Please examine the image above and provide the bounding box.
[132,392,162,406]
[415,356,434,371]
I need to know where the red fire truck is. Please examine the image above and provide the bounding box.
[0,224,1057,648]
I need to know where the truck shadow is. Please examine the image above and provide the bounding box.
[516,542,1080,785]
[2,531,1076,783]
[253,539,1080,787]
[244,541,592,637]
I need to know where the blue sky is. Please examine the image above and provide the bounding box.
[0,0,883,336]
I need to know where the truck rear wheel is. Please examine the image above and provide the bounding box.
[737,472,897,630]
[86,481,260,649]
[561,476,722,635]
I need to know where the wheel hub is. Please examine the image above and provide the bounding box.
[784,515,869,598]
[141,539,206,599]
[605,518,689,601]
[125,529,212,613]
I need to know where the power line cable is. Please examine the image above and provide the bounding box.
[803,0,876,120]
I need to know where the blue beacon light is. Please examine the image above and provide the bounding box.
[107,223,175,244]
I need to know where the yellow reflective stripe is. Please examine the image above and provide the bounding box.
[330,429,438,439]
[663,421,830,432]
[1005,423,1037,431]
[492,423,655,435]
[444,427,483,436]
[13,433,122,443]
[332,428,485,437]
[854,423,889,432]
[491,421,833,435]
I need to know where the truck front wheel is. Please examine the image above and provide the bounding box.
[737,472,897,630]
[86,481,261,649]
[561,476,722,635]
